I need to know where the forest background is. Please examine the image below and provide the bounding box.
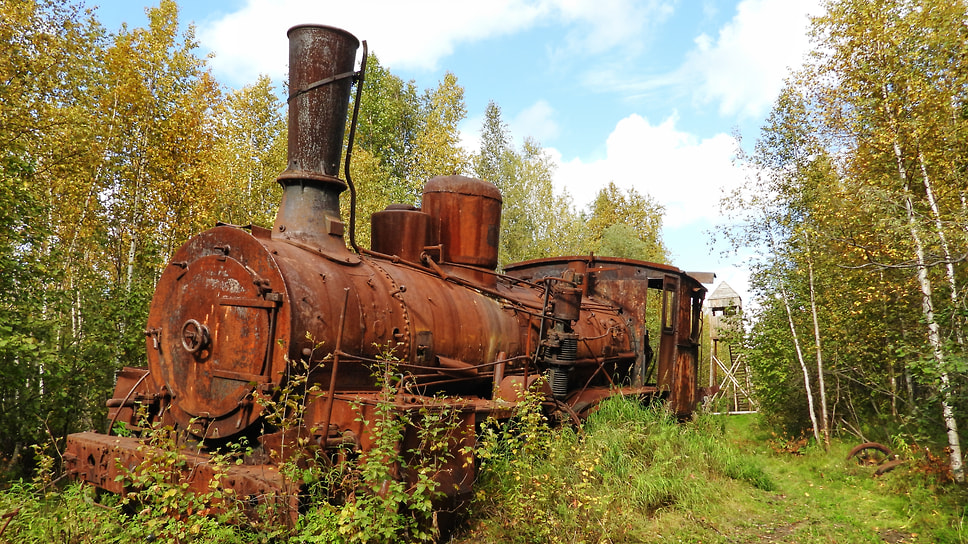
[1,0,967,485]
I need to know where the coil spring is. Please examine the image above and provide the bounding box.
[551,335,578,399]
[550,366,570,399]
[560,335,577,363]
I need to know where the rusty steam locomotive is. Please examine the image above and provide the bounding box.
[65,24,708,517]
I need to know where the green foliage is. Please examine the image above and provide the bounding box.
[355,54,420,183]
[0,481,130,543]
[470,381,561,542]
[498,139,585,264]
[467,409,968,544]
[347,55,473,249]
[410,72,469,183]
[294,357,462,543]
[596,223,659,262]
[472,101,511,186]
[0,0,113,478]
[99,0,224,263]
[5,411,968,542]
[0,0,285,480]
[213,75,286,227]
[0,349,466,542]
[585,182,668,263]
[114,424,248,541]
[724,0,968,474]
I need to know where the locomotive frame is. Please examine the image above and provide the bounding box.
[64,23,708,523]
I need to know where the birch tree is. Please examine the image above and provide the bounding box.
[409,72,469,189]
[213,75,286,228]
[585,182,668,263]
[810,0,967,483]
[723,87,836,443]
[0,0,108,472]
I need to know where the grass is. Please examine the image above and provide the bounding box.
[456,397,968,543]
[703,415,968,544]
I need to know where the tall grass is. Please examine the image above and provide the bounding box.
[465,395,774,543]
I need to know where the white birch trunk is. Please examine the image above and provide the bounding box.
[917,152,965,346]
[777,283,822,444]
[805,233,830,448]
[765,220,821,443]
[891,135,965,483]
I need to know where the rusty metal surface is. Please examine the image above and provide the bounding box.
[503,255,706,416]
[105,366,152,433]
[422,175,502,270]
[504,254,687,277]
[670,277,701,417]
[847,442,892,465]
[0,508,18,538]
[64,432,296,518]
[370,204,434,263]
[101,217,702,499]
[146,226,290,440]
[274,25,359,254]
[278,24,358,185]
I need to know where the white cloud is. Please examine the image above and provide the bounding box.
[682,0,823,118]
[200,0,548,84]
[510,100,560,146]
[559,0,822,123]
[548,113,751,301]
[198,0,674,87]
[548,0,675,56]
[551,113,743,227]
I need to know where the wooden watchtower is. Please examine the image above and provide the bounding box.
[706,282,755,413]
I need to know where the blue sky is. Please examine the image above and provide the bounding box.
[91,0,826,304]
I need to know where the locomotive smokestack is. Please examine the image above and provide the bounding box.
[273,24,359,252]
